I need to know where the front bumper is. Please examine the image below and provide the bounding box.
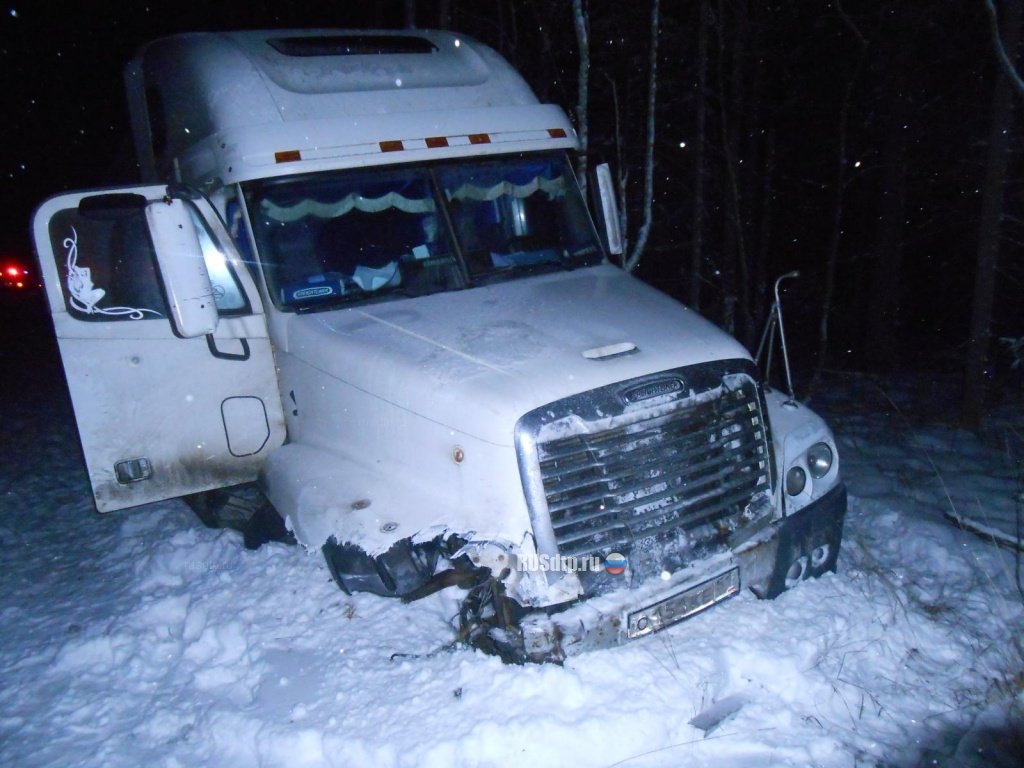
[519,482,848,662]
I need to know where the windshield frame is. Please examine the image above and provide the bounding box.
[242,151,606,314]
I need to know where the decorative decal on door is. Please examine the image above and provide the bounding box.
[64,227,164,320]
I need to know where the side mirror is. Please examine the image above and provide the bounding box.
[592,163,624,256]
[145,198,218,338]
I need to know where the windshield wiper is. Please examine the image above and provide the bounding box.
[293,295,362,314]
[469,248,594,284]
[292,283,424,313]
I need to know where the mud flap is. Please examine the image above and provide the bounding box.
[763,483,847,598]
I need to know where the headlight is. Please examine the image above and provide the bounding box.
[786,466,807,496]
[807,442,833,479]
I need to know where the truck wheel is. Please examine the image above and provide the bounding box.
[183,483,294,550]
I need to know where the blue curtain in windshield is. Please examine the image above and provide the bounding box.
[439,157,567,202]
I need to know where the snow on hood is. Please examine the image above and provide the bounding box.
[286,263,751,445]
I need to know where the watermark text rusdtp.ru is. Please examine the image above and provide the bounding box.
[517,552,627,575]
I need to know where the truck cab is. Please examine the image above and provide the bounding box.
[32,29,846,662]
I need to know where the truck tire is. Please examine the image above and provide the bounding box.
[183,483,295,550]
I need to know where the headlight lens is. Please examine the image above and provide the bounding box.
[786,466,807,496]
[807,442,834,479]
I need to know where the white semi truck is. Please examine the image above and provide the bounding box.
[32,29,846,662]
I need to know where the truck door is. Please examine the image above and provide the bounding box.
[32,186,286,512]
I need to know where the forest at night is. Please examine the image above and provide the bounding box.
[2,3,1023,766]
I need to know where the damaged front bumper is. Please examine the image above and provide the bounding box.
[519,482,847,662]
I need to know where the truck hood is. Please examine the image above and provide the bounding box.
[286,264,751,445]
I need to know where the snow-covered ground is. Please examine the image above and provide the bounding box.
[2,313,1023,767]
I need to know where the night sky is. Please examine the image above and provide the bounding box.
[2,0,1021,383]
[2,2,409,253]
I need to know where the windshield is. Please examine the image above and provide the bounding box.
[245,153,603,312]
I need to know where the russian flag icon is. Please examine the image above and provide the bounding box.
[605,552,627,575]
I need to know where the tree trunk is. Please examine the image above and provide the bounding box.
[603,73,630,254]
[962,0,1022,429]
[623,0,661,272]
[986,0,1024,95]
[754,125,774,330]
[437,0,452,29]
[714,0,752,340]
[527,2,556,102]
[495,0,506,55]
[573,0,590,199]
[814,76,855,385]
[689,0,709,310]
[812,5,866,388]
[745,1,771,339]
[866,11,911,373]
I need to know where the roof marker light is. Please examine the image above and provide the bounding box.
[274,150,302,163]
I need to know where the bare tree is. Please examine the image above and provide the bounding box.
[623,0,660,272]
[603,73,630,245]
[573,0,590,199]
[963,0,1022,428]
[866,4,913,372]
[986,0,1024,94]
[812,3,868,388]
[689,0,709,310]
[438,0,452,29]
[754,125,775,329]
[714,0,752,340]
[747,3,772,331]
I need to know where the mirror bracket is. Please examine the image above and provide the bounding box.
[206,335,250,362]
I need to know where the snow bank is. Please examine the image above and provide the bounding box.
[2,371,1022,767]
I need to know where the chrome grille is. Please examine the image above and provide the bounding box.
[536,376,770,561]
